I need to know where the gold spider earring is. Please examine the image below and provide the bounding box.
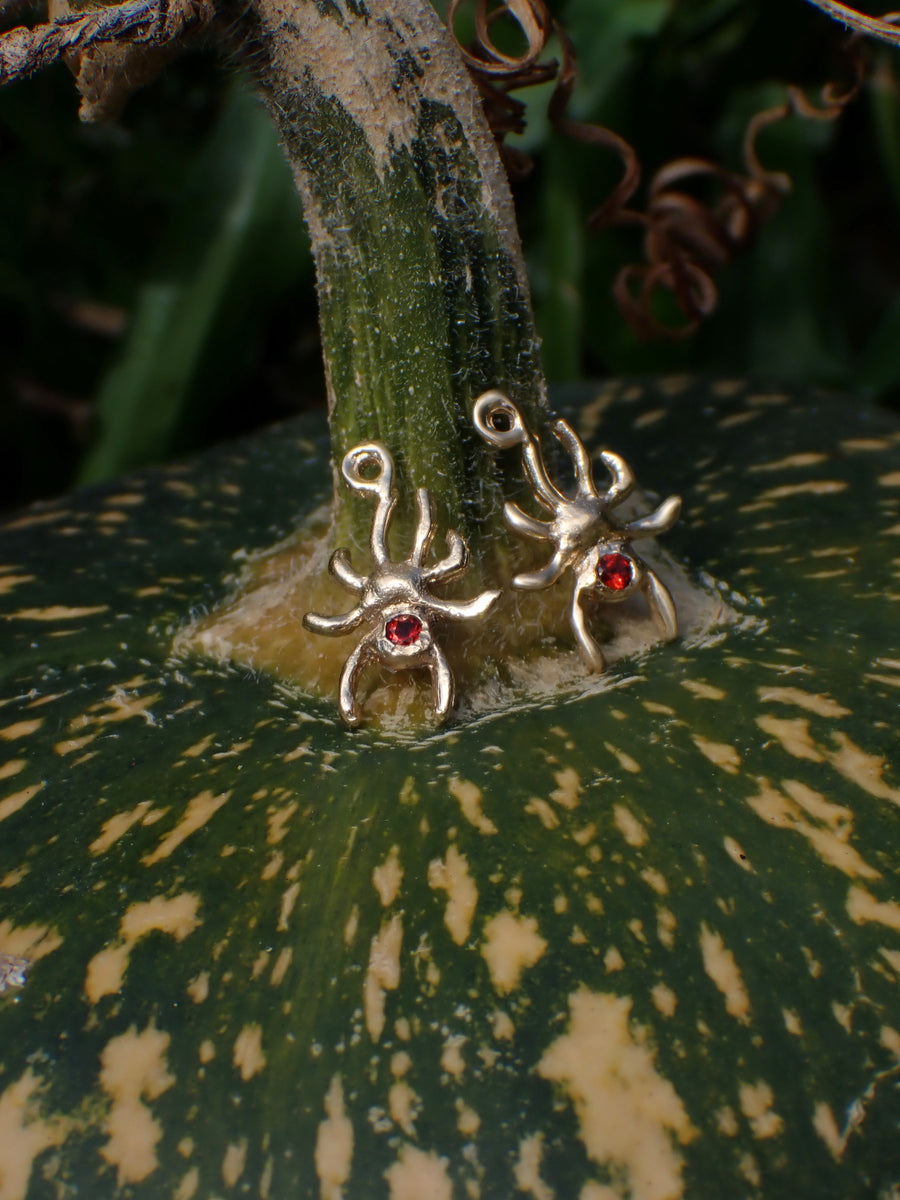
[303,442,501,727]
[472,390,681,671]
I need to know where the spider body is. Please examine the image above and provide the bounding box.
[475,392,681,670]
[303,442,500,726]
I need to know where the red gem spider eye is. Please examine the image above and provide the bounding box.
[597,552,633,591]
[385,614,423,646]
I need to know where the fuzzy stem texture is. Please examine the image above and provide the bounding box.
[243,0,547,558]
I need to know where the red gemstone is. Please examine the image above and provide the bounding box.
[385,614,423,646]
[597,552,633,591]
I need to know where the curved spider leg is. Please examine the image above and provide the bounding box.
[342,442,397,566]
[553,419,600,499]
[423,529,468,584]
[428,588,502,622]
[622,494,681,539]
[521,433,567,511]
[411,487,437,568]
[504,501,553,541]
[329,549,366,593]
[641,567,678,642]
[427,640,455,723]
[512,547,569,591]
[570,579,606,671]
[338,632,378,727]
[598,450,635,508]
[302,604,366,637]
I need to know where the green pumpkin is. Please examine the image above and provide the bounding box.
[1,376,899,1199]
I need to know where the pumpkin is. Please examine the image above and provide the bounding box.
[1,375,899,1199]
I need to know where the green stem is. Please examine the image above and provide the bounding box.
[243,0,547,557]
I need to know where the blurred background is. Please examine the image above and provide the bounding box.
[1,0,899,512]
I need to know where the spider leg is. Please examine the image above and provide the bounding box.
[329,549,366,593]
[427,640,455,722]
[504,502,553,541]
[338,633,377,727]
[570,580,605,672]
[423,530,468,583]
[369,490,398,567]
[522,435,566,510]
[512,547,569,591]
[411,488,437,567]
[429,588,502,622]
[641,568,678,642]
[303,604,366,637]
[553,419,599,499]
[598,451,635,507]
[622,494,681,539]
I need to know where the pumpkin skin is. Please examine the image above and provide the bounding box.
[0,377,899,1200]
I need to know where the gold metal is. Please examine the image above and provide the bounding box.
[473,391,681,670]
[304,443,501,726]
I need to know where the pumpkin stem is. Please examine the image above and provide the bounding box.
[242,0,548,564]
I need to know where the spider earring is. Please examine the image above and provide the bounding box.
[303,442,501,727]
[472,391,681,671]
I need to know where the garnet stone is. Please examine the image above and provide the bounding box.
[385,614,423,646]
[597,552,633,591]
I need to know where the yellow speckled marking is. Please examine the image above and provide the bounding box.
[441,1034,466,1079]
[739,1082,783,1139]
[315,1076,353,1200]
[0,783,42,824]
[99,1023,174,1186]
[364,915,403,1042]
[142,790,229,865]
[271,947,292,986]
[651,984,677,1018]
[389,1081,420,1136]
[538,989,696,1200]
[0,759,24,781]
[222,1139,248,1188]
[723,837,752,872]
[748,452,828,473]
[613,805,648,848]
[233,1024,266,1081]
[746,779,878,880]
[513,1133,555,1200]
[813,1102,844,1160]
[0,574,35,595]
[879,471,900,486]
[605,744,641,774]
[0,1070,71,1200]
[90,801,162,855]
[8,605,108,620]
[85,893,201,1003]
[692,736,741,774]
[0,720,43,742]
[373,846,403,907]
[550,768,582,809]
[385,1144,452,1200]
[847,887,900,931]
[525,797,560,830]
[699,923,751,1023]
[757,687,850,718]
[277,881,301,931]
[481,911,547,995]
[174,1167,199,1200]
[181,734,215,759]
[448,777,497,835]
[0,921,62,964]
[681,680,725,701]
[428,846,478,946]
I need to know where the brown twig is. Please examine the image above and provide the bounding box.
[0,0,207,87]
[801,0,900,45]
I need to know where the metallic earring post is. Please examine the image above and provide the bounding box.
[473,390,681,671]
[303,442,501,727]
